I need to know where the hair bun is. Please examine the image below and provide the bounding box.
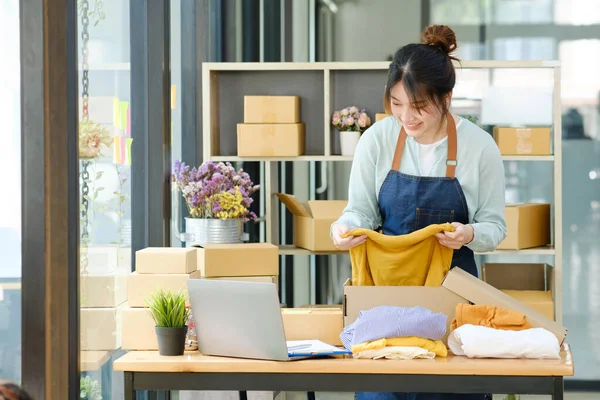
[422,24,458,56]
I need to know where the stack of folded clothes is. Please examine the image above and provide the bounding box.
[339,305,448,360]
[447,304,561,359]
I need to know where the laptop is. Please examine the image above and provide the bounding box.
[187,279,351,361]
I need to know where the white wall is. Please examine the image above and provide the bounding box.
[333,0,422,62]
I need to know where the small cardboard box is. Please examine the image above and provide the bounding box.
[281,308,343,346]
[80,271,128,308]
[135,247,197,274]
[375,113,391,122]
[244,95,300,123]
[483,263,554,320]
[497,203,551,250]
[197,243,279,277]
[81,304,124,351]
[276,193,347,252]
[127,270,202,307]
[237,123,305,157]
[344,267,567,345]
[121,306,158,350]
[493,126,551,155]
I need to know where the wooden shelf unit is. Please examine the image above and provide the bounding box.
[202,60,563,324]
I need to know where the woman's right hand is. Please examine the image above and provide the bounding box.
[331,223,367,250]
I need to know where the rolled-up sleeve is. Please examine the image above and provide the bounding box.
[331,129,382,233]
[466,143,508,252]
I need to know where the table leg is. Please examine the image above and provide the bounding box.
[124,372,135,400]
[239,391,248,400]
[552,377,564,400]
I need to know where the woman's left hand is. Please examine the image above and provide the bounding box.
[435,222,474,249]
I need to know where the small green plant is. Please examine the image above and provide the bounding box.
[145,288,190,328]
[80,375,102,400]
[504,395,520,400]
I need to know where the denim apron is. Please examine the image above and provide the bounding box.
[355,114,488,400]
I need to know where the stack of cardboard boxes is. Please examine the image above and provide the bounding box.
[237,95,305,157]
[80,245,129,352]
[121,244,280,351]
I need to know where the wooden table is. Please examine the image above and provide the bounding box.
[113,345,574,400]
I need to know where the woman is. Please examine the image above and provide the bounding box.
[331,25,506,400]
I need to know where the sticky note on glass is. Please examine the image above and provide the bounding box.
[119,101,129,130]
[113,135,133,165]
[171,85,176,109]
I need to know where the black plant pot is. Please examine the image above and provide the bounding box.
[155,326,188,356]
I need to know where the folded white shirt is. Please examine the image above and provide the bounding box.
[354,346,436,360]
[448,324,560,359]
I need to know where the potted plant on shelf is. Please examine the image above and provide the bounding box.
[332,106,372,156]
[146,288,191,356]
[172,160,260,246]
[80,375,102,400]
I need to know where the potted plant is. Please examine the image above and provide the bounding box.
[331,106,372,156]
[146,288,191,356]
[172,160,260,246]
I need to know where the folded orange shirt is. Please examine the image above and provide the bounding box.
[342,223,455,287]
[451,304,533,331]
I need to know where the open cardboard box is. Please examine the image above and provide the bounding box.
[276,193,347,252]
[343,267,567,345]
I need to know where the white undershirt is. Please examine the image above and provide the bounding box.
[417,118,463,176]
[418,139,444,176]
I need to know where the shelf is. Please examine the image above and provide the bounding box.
[210,155,354,162]
[210,155,552,162]
[203,60,560,72]
[279,245,555,256]
[278,245,347,256]
[501,155,554,161]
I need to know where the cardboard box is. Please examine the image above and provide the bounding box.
[493,126,551,155]
[497,203,551,250]
[343,267,567,345]
[483,263,554,320]
[375,113,391,122]
[244,95,300,123]
[81,305,124,351]
[81,271,128,308]
[276,193,347,252]
[121,307,158,350]
[281,308,343,346]
[197,243,279,277]
[135,247,197,274]
[237,123,305,157]
[127,270,202,307]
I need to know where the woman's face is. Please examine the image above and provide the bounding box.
[389,82,446,144]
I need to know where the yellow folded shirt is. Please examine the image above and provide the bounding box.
[342,223,455,286]
[351,336,448,357]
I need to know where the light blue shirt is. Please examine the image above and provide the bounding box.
[332,115,507,253]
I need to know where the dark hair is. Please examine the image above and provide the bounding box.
[0,382,34,400]
[384,25,459,117]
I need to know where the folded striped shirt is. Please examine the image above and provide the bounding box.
[340,305,447,350]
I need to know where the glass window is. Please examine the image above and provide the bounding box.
[493,0,553,24]
[0,0,22,385]
[554,0,600,25]
[78,0,131,398]
[430,0,487,25]
[493,37,555,60]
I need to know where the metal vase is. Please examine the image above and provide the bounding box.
[181,217,244,247]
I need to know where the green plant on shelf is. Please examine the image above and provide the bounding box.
[145,288,190,328]
[80,375,102,400]
[503,395,520,400]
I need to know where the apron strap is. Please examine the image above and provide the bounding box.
[391,113,457,178]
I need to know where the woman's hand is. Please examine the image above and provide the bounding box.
[435,222,474,249]
[331,223,367,250]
